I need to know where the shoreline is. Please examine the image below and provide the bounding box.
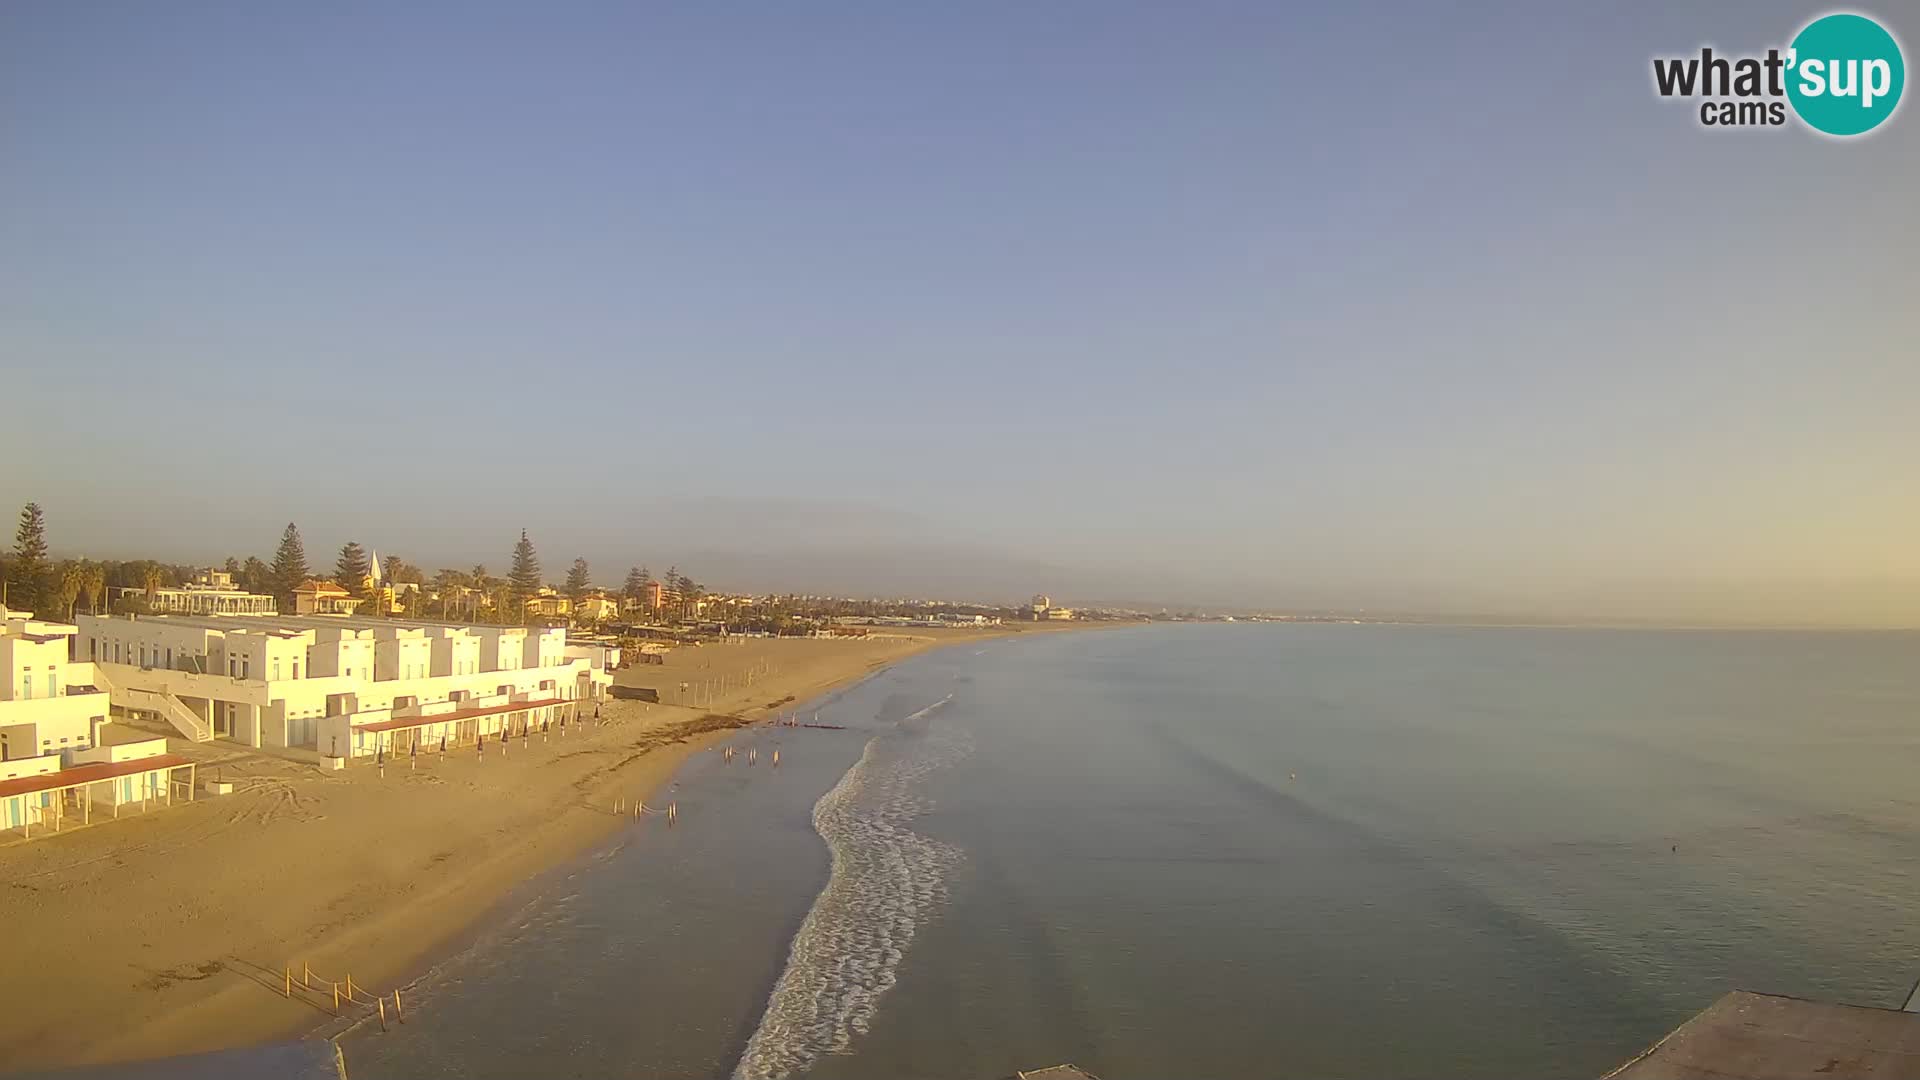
[0,623,1110,1070]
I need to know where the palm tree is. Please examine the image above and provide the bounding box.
[431,569,463,621]
[142,563,164,604]
[469,565,489,622]
[55,562,84,621]
[82,563,106,615]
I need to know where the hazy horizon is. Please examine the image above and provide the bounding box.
[4,3,1916,627]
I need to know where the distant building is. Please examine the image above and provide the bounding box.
[524,590,572,618]
[1045,608,1076,621]
[573,593,619,622]
[619,581,668,615]
[116,569,277,616]
[292,580,359,615]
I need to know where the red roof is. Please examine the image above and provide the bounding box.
[0,754,192,800]
[357,697,567,734]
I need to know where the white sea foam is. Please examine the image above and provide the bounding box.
[731,702,968,1080]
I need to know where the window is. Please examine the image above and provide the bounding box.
[272,660,281,681]
[49,672,58,697]
[293,659,301,679]
[22,674,32,699]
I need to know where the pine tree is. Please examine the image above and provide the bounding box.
[565,558,591,601]
[11,502,50,615]
[508,530,542,600]
[623,566,646,600]
[270,523,310,608]
[335,541,370,596]
[384,554,403,585]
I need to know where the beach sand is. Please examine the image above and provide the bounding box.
[0,626,1078,1069]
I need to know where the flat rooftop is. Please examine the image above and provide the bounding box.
[0,754,192,800]
[1605,990,1920,1079]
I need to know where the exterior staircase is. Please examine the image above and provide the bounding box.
[93,667,214,742]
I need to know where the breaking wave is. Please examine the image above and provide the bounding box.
[731,700,968,1080]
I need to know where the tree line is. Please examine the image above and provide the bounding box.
[1,503,711,628]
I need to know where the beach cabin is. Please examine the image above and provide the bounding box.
[320,693,579,760]
[0,737,194,840]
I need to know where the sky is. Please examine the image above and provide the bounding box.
[2,3,1916,624]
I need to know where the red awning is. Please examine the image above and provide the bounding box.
[356,697,566,734]
[0,754,192,800]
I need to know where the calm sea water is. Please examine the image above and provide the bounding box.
[346,624,1920,1079]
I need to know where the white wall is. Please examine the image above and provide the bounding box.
[523,627,565,671]
[0,751,61,781]
[75,616,222,673]
[476,628,526,672]
[375,636,432,682]
[429,631,480,677]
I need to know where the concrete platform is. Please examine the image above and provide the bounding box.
[1605,990,1920,1079]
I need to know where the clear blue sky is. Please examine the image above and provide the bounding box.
[3,3,1915,622]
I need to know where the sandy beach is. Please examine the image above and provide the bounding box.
[0,626,1075,1070]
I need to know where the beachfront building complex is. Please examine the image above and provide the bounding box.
[74,612,614,759]
[114,569,277,616]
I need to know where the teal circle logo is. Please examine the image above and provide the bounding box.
[1787,13,1905,136]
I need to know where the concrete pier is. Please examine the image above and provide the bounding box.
[1604,990,1920,1079]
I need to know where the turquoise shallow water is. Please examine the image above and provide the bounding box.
[347,624,1920,1079]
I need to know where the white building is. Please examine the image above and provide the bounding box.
[75,612,611,759]
[116,569,278,616]
[1,733,195,840]
[1,605,112,763]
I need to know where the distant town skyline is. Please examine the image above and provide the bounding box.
[4,3,1915,627]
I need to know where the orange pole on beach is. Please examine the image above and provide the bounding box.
[285,967,291,998]
[303,962,311,990]
[346,974,356,1001]
[393,988,404,1022]
[333,982,340,1011]
[378,997,388,1032]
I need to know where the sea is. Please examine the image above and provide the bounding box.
[342,622,1920,1079]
